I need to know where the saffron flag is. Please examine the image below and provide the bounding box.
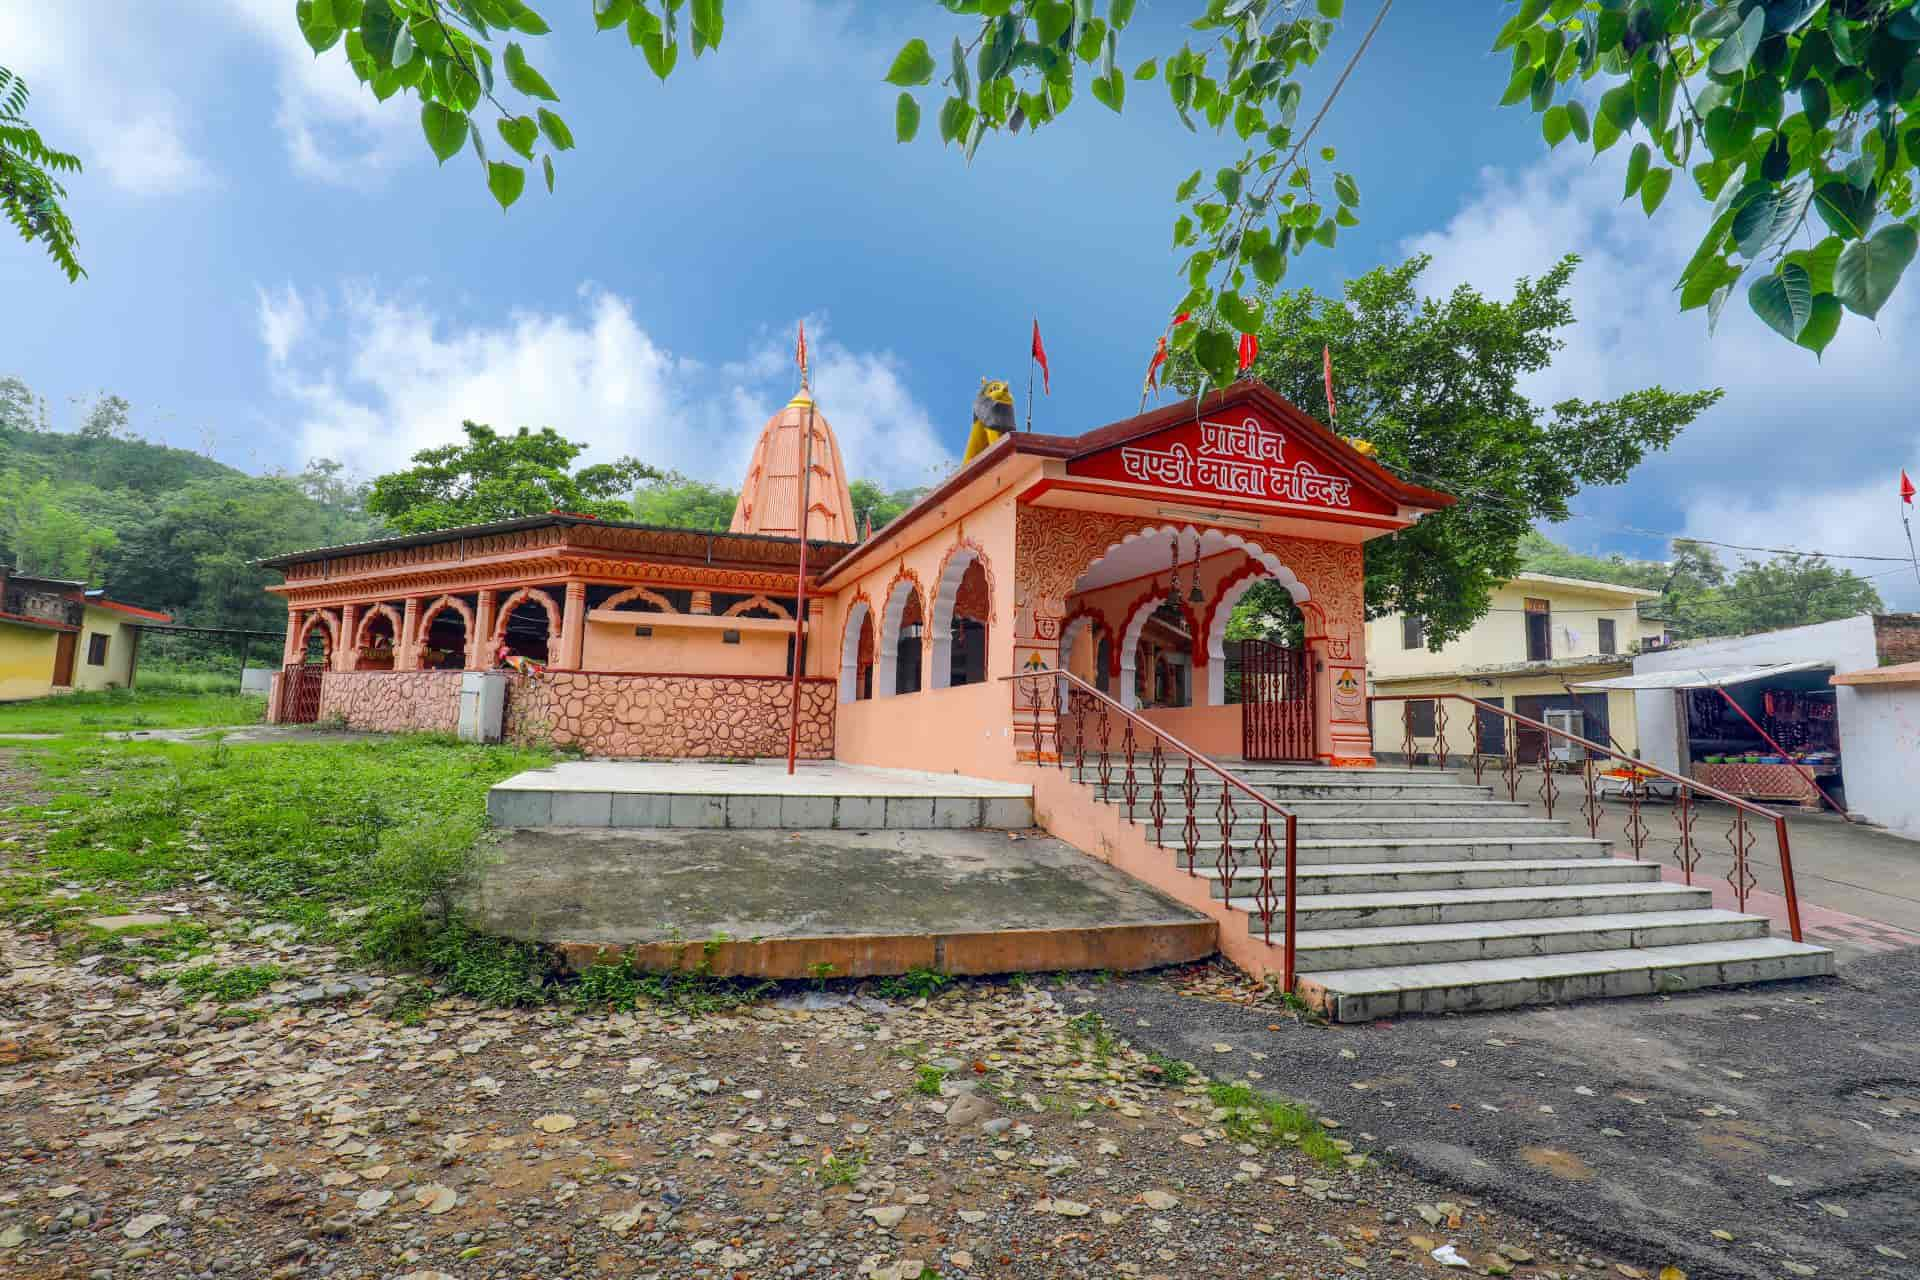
[1323,344,1337,423]
[1237,331,1259,374]
[1144,335,1168,391]
[796,320,808,385]
[1904,468,1916,505]
[1031,318,1050,395]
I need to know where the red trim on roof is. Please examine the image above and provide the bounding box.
[87,598,173,623]
[0,609,80,633]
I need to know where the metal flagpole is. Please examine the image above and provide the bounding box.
[1902,490,1920,589]
[785,375,817,775]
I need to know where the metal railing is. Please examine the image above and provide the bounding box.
[1369,693,1803,942]
[1007,669,1302,989]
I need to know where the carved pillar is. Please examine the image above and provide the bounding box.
[472,590,497,668]
[689,589,713,616]
[398,597,422,671]
[282,608,302,666]
[338,604,360,672]
[560,581,587,669]
[806,598,826,676]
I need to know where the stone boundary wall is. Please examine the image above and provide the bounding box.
[504,672,835,759]
[318,670,464,735]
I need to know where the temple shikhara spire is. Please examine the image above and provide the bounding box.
[728,389,856,542]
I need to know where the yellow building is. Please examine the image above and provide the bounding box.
[0,569,171,701]
[1366,572,1662,761]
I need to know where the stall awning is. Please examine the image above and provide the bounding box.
[1567,660,1832,691]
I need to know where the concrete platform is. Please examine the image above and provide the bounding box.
[487,759,1034,830]
[464,826,1216,979]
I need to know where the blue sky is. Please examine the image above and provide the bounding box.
[6,1,1917,604]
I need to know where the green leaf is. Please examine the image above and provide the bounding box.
[1316,0,1344,16]
[1333,173,1359,207]
[1112,0,1138,29]
[1624,142,1650,198]
[1565,99,1590,144]
[420,102,469,164]
[1748,263,1812,339]
[1035,1,1073,45]
[1090,68,1124,112]
[895,92,920,143]
[1833,224,1918,319]
[536,108,573,150]
[497,114,538,159]
[1708,5,1765,76]
[1215,167,1241,203]
[501,1,551,36]
[390,18,415,68]
[360,0,399,69]
[950,37,970,103]
[1799,80,1830,133]
[1593,107,1622,152]
[938,96,973,145]
[1813,180,1875,240]
[503,42,558,100]
[1599,84,1635,130]
[1133,58,1157,80]
[593,0,633,32]
[296,0,342,54]
[1175,168,1202,201]
[1193,326,1237,387]
[1543,105,1570,147]
[690,0,724,50]
[1783,235,1844,296]
[1217,291,1258,332]
[1640,166,1672,214]
[1796,293,1841,356]
[487,160,526,210]
[1251,242,1287,286]
[885,38,935,86]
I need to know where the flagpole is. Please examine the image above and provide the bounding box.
[1026,315,1036,433]
[1903,495,1920,590]
[785,357,816,775]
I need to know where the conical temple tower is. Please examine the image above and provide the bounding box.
[730,389,857,543]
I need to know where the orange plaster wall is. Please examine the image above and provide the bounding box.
[1136,703,1243,757]
[582,620,789,678]
[834,682,1018,777]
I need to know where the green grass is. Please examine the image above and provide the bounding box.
[173,962,285,1002]
[913,1064,948,1096]
[0,687,265,734]
[1206,1081,1346,1168]
[817,1148,867,1186]
[8,733,554,1000]
[873,965,953,1001]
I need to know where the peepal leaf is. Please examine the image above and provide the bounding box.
[1708,5,1766,76]
[487,160,526,210]
[895,92,920,143]
[420,103,469,164]
[1748,263,1812,339]
[497,115,538,159]
[885,38,936,87]
[1833,225,1918,319]
[504,43,559,100]
[537,109,574,151]
[1797,293,1842,357]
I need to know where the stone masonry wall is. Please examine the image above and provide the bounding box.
[503,672,834,759]
[1873,613,1920,666]
[318,670,464,735]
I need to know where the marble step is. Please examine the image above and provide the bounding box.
[1225,880,1714,931]
[1287,908,1773,973]
[1138,797,1535,820]
[1101,780,1495,804]
[1293,937,1837,1022]
[1164,836,1613,868]
[1138,816,1576,841]
[1199,856,1658,899]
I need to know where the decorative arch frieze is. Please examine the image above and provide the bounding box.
[355,602,404,648]
[723,594,791,619]
[601,585,677,614]
[928,538,997,691]
[489,587,562,648]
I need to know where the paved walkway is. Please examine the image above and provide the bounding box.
[493,758,1032,798]
[1090,949,1920,1280]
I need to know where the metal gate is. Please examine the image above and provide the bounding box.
[278,664,323,724]
[1240,639,1314,761]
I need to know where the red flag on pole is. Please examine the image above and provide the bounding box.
[796,320,808,387]
[1903,469,1916,505]
[1031,318,1050,395]
[1323,344,1337,423]
[1145,335,1168,391]
[1237,332,1259,374]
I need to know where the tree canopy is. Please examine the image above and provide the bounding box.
[364,421,657,533]
[1171,254,1722,646]
[630,471,739,531]
[1517,529,1887,637]
[21,1,1908,363]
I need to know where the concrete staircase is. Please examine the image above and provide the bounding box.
[1102,763,1834,1021]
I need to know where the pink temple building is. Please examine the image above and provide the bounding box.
[261,380,1451,773]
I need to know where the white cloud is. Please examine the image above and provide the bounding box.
[0,6,205,196]
[1405,147,1920,608]
[259,284,949,493]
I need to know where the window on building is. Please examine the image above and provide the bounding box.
[1401,615,1425,650]
[1597,617,1617,655]
[86,633,109,666]
[1524,598,1552,661]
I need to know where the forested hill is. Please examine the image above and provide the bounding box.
[0,386,380,632]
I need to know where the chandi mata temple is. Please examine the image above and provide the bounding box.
[261,379,1452,771]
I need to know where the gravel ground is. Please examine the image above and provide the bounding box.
[1084,959,1920,1280]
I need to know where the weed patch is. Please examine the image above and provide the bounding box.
[172,962,285,1003]
[1206,1080,1345,1168]
[873,966,952,1001]
[913,1065,947,1096]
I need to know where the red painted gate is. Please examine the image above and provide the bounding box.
[278,664,324,724]
[1240,639,1314,762]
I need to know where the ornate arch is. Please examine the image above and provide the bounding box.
[724,594,791,619]
[838,592,874,704]
[875,568,924,698]
[1057,606,1110,681]
[296,609,340,663]
[1201,562,1327,704]
[489,587,562,648]
[602,585,677,613]
[355,602,403,648]
[929,538,996,691]
[1117,588,1201,710]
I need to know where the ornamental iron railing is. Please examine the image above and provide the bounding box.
[1370,693,1803,942]
[1007,669,1301,990]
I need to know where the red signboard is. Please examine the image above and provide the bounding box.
[1066,408,1395,517]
